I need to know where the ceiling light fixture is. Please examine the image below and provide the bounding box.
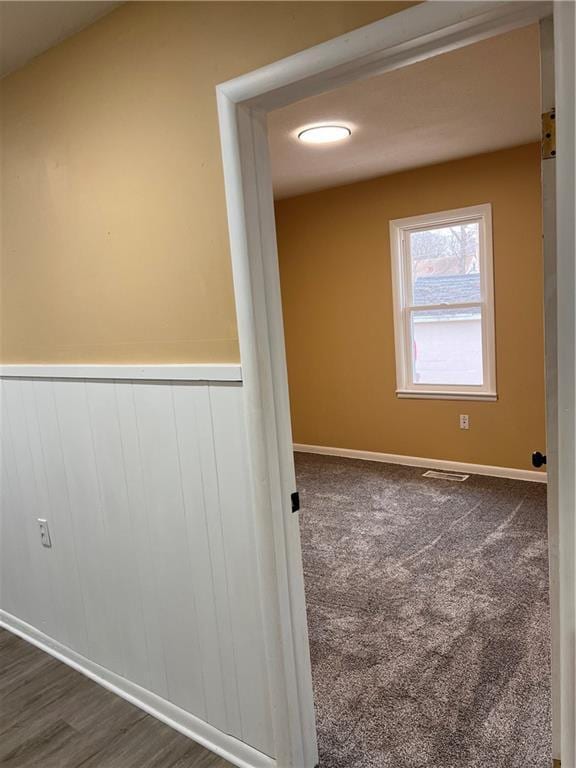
[297,125,352,144]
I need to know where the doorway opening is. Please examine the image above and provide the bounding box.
[216,3,574,766]
[268,22,550,768]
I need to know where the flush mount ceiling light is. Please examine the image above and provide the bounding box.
[297,125,352,144]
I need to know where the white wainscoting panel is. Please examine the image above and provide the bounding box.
[0,372,274,764]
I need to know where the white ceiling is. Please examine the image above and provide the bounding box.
[268,25,541,199]
[0,1,122,78]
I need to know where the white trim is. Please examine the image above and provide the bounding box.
[0,612,275,768]
[554,2,576,763]
[390,204,492,231]
[0,364,242,382]
[294,443,547,484]
[389,203,497,400]
[539,15,561,760]
[219,2,552,110]
[216,2,572,765]
[396,390,497,402]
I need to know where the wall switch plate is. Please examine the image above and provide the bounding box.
[38,519,52,548]
[459,414,470,430]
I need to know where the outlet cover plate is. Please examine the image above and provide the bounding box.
[38,519,52,548]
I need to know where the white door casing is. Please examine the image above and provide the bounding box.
[216,2,574,766]
[554,1,576,764]
[540,14,560,762]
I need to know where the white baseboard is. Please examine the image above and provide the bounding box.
[293,443,547,483]
[0,612,275,768]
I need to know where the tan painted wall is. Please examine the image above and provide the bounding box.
[276,144,546,471]
[0,1,412,364]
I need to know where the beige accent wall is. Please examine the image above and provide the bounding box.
[0,1,412,363]
[276,144,546,471]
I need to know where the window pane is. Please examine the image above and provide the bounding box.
[410,222,481,305]
[410,307,483,386]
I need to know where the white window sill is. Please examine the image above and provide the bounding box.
[396,390,498,402]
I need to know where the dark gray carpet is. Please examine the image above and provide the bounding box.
[295,453,551,768]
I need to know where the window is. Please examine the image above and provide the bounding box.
[389,204,496,400]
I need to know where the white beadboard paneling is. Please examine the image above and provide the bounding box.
[131,382,206,718]
[172,384,229,733]
[53,380,125,672]
[20,380,73,650]
[114,381,168,697]
[85,381,151,689]
[31,379,89,656]
[1,395,33,623]
[209,384,274,751]
[2,379,52,635]
[0,373,274,764]
[190,384,244,737]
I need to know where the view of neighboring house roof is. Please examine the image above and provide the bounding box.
[412,273,481,319]
[413,273,480,306]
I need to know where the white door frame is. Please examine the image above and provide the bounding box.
[216,2,575,766]
[540,14,561,763]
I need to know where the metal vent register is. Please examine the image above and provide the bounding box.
[422,470,469,482]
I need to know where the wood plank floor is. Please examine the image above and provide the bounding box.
[0,628,234,768]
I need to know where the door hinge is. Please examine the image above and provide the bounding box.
[542,109,556,159]
[291,491,300,513]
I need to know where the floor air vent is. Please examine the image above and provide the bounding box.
[423,469,469,482]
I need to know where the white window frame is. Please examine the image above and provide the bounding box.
[389,203,497,401]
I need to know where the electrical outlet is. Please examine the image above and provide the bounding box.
[459,414,470,430]
[38,519,52,548]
